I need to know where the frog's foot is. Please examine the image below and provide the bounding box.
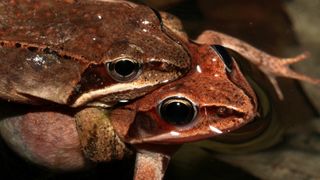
[196,30,320,99]
[258,52,320,99]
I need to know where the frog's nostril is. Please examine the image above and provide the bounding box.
[217,107,226,116]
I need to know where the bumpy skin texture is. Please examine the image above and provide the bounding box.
[0,0,190,106]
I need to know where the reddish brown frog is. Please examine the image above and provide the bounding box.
[109,35,320,178]
[110,44,258,144]
[0,0,319,180]
[108,43,258,179]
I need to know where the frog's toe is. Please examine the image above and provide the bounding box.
[260,53,320,100]
[282,52,310,65]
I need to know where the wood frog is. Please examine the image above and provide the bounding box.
[110,44,258,145]
[0,0,191,107]
[0,0,319,180]
[110,35,319,178]
[108,43,258,179]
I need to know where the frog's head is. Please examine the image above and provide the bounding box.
[69,2,194,107]
[110,43,258,144]
[0,1,191,107]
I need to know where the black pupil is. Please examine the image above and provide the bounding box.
[114,60,136,77]
[160,99,195,125]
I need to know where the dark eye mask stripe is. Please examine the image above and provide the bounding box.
[66,61,183,105]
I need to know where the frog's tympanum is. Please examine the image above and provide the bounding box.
[0,0,319,180]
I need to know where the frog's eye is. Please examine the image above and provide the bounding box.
[158,97,197,126]
[106,58,142,82]
[212,45,233,72]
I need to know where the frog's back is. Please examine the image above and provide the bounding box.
[0,0,156,62]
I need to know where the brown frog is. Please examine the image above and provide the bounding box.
[0,0,319,180]
[0,0,190,107]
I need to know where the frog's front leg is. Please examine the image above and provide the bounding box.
[75,107,130,162]
[132,144,180,180]
[196,30,320,99]
[134,150,170,180]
